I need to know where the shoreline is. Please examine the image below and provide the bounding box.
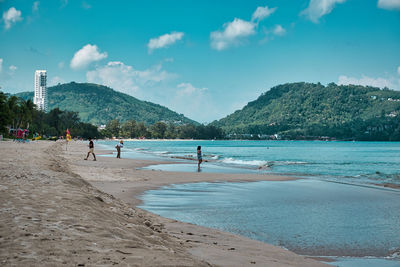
[0,139,329,266]
[65,140,329,266]
[2,140,397,265]
[95,139,400,191]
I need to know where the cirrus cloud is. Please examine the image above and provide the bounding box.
[148,32,184,53]
[2,7,23,30]
[70,44,107,70]
[301,0,346,23]
[378,0,400,10]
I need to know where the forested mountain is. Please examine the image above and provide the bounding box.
[212,82,400,140]
[16,82,197,125]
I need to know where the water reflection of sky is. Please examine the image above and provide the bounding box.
[139,179,400,258]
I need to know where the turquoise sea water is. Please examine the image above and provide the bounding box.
[99,140,400,186]
[98,140,400,266]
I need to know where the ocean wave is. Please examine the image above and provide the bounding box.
[221,158,270,167]
[220,158,308,167]
[269,161,309,166]
[153,151,170,155]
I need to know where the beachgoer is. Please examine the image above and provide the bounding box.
[197,145,202,171]
[84,138,96,161]
[116,140,124,159]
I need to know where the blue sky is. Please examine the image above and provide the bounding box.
[1,0,400,123]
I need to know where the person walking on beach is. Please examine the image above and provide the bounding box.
[84,138,96,161]
[197,145,202,171]
[116,140,124,159]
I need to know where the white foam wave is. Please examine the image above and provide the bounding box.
[153,151,169,155]
[220,158,308,167]
[221,158,269,166]
[271,161,308,166]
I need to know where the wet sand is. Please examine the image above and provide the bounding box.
[0,140,328,266]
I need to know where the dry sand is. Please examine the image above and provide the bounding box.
[0,140,329,266]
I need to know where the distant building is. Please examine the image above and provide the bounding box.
[33,70,47,112]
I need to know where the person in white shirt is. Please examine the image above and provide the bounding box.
[115,140,124,159]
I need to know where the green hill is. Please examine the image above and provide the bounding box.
[16,82,197,125]
[212,82,400,140]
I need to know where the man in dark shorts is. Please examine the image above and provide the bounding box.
[84,138,96,161]
[197,145,202,171]
[115,140,124,159]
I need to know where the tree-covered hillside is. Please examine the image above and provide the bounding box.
[212,82,400,140]
[16,82,197,125]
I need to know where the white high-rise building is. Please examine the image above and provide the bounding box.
[33,70,47,112]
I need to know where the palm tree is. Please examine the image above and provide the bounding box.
[7,95,20,129]
[0,92,10,134]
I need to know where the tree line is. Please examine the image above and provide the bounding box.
[0,92,225,140]
[0,92,99,139]
[101,119,224,139]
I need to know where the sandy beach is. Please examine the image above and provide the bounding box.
[0,140,328,266]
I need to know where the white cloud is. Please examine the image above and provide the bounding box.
[176,82,208,96]
[2,7,23,29]
[378,0,400,10]
[86,61,174,95]
[82,1,91,9]
[50,76,65,86]
[273,25,286,36]
[172,82,217,123]
[70,44,107,70]
[210,6,277,51]
[9,65,17,72]
[338,75,394,89]
[0,58,3,73]
[147,32,184,53]
[259,25,287,44]
[33,1,40,12]
[301,0,346,23]
[398,66,400,75]
[210,18,256,50]
[251,6,277,22]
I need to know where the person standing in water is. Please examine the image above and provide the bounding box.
[116,140,124,159]
[197,145,202,171]
[84,138,96,161]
